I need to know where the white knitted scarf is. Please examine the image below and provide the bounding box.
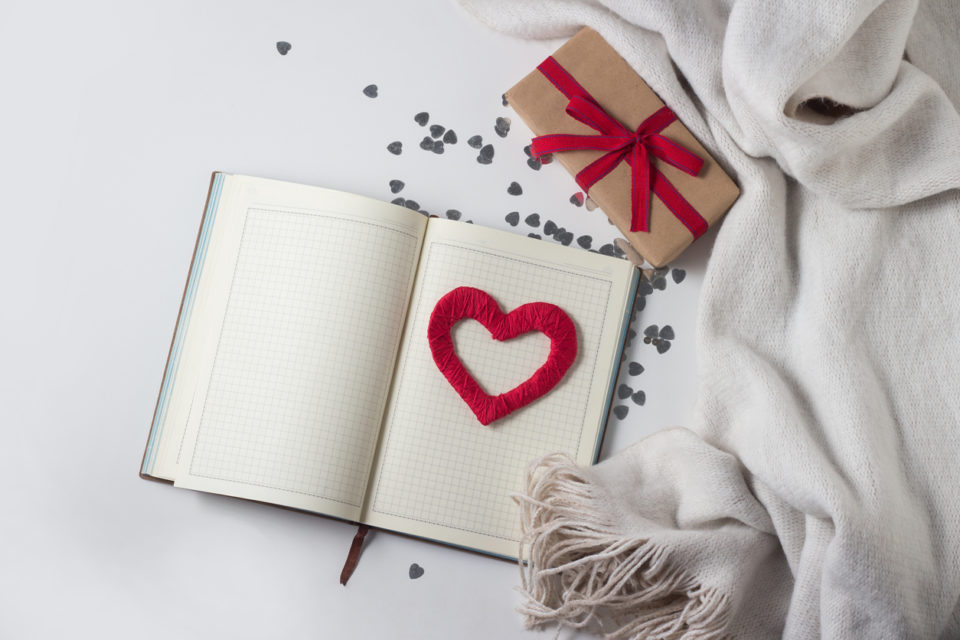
[461,0,960,637]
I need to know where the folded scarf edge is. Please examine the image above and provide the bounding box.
[514,452,732,640]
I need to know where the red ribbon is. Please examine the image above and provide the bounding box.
[531,56,708,238]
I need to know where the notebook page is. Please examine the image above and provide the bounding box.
[362,220,637,556]
[171,175,427,520]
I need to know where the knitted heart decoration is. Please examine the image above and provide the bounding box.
[427,286,578,425]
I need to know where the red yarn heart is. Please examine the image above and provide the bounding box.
[427,286,578,426]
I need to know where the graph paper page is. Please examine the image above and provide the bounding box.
[362,219,637,557]
[173,175,426,520]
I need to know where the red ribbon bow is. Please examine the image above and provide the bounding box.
[530,56,708,238]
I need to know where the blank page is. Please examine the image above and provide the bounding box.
[171,175,427,520]
[362,219,637,557]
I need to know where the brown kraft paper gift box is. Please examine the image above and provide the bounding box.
[506,27,739,267]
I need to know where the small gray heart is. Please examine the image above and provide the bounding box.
[505,211,520,226]
[276,41,291,55]
[362,84,378,98]
[409,563,424,579]
[613,405,629,420]
[386,141,402,155]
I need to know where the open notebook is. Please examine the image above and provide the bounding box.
[141,173,639,559]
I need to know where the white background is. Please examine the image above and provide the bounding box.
[0,1,714,638]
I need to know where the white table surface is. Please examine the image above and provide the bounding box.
[0,1,714,638]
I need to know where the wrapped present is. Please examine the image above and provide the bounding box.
[506,27,740,267]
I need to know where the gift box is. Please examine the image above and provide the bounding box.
[506,27,739,267]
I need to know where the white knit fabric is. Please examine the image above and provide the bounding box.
[461,0,960,637]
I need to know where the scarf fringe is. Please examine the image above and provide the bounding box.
[515,453,731,640]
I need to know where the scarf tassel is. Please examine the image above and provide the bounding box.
[515,453,731,639]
